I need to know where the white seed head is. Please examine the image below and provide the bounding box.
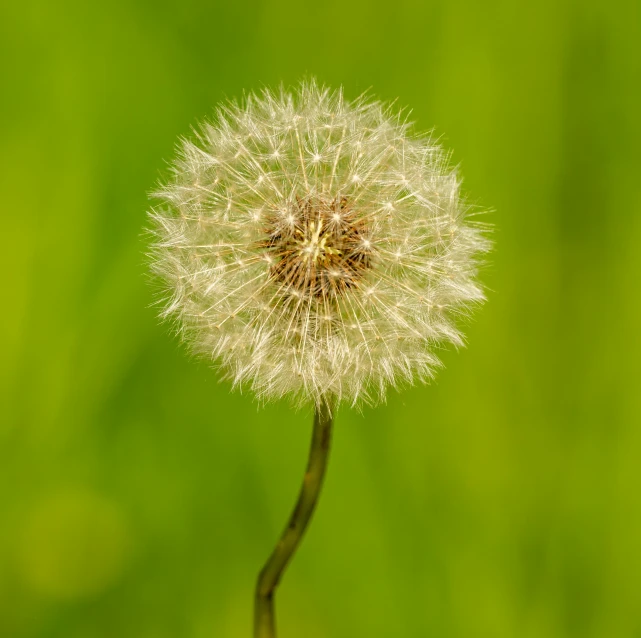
[148,80,490,408]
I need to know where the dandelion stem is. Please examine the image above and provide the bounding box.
[254,398,334,638]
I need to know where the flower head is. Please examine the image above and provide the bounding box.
[149,80,490,407]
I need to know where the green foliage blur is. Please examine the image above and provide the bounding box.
[1,0,640,636]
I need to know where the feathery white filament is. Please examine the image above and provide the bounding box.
[149,80,490,407]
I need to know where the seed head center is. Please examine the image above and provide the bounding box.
[262,195,372,299]
[297,219,341,265]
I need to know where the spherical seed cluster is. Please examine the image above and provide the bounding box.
[149,81,490,407]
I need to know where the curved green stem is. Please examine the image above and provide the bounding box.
[254,399,334,638]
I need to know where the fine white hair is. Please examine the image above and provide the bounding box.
[149,80,490,408]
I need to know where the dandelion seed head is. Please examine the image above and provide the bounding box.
[148,80,490,407]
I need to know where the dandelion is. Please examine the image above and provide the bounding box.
[148,80,490,638]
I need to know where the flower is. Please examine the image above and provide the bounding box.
[148,80,490,407]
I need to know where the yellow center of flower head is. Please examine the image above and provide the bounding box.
[263,195,372,299]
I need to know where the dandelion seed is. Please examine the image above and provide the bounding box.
[148,80,489,409]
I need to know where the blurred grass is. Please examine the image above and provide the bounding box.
[1,0,640,636]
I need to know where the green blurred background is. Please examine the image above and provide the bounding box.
[1,0,640,636]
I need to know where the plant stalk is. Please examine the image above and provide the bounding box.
[254,398,334,638]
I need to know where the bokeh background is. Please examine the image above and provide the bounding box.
[1,0,640,636]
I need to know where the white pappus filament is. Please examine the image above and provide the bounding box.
[148,80,490,407]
